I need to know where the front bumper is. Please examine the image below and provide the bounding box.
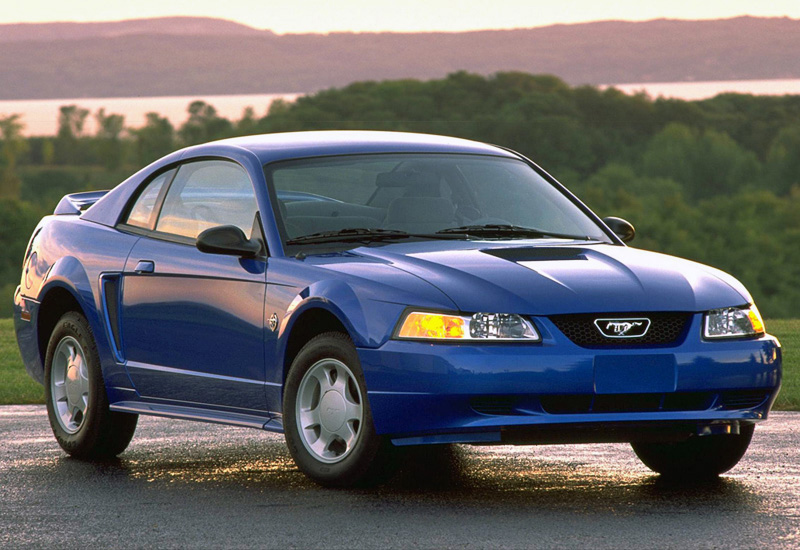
[358,315,782,445]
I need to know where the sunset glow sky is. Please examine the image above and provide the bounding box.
[4,0,800,33]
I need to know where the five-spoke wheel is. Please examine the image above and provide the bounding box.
[296,358,364,463]
[283,332,393,487]
[50,336,90,434]
[44,311,138,458]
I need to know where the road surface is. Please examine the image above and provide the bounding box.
[1,406,798,549]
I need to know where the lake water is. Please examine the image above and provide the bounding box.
[3,78,800,136]
[606,78,800,100]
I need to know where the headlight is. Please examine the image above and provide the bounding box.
[395,311,540,341]
[703,305,765,339]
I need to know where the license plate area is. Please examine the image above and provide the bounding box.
[593,354,677,394]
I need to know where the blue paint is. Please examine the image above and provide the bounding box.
[593,354,677,394]
[13,131,782,447]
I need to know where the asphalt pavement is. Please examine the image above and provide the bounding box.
[1,406,798,549]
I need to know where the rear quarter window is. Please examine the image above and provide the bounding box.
[125,170,175,229]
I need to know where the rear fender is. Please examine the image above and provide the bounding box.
[32,259,122,388]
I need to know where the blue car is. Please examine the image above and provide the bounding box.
[13,131,781,486]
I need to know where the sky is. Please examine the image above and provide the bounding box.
[3,0,800,33]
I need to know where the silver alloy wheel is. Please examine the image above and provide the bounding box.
[296,358,364,464]
[50,336,90,434]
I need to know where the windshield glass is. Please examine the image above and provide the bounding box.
[265,154,611,247]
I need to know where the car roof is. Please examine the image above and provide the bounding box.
[81,131,520,229]
[200,130,517,163]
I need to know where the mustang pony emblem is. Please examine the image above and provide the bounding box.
[594,318,651,338]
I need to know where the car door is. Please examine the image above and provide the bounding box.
[119,159,268,411]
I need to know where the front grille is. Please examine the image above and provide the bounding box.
[549,312,691,347]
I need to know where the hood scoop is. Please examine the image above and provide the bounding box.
[482,247,589,262]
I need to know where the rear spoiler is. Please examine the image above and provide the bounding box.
[54,190,109,215]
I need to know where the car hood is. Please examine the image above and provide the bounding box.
[350,242,751,315]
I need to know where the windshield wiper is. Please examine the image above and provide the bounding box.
[285,224,592,246]
[286,228,413,245]
[286,227,472,244]
[436,224,594,241]
[286,227,470,245]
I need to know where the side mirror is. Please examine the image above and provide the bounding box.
[196,225,261,258]
[602,216,636,243]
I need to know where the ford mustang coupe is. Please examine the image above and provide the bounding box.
[13,131,781,486]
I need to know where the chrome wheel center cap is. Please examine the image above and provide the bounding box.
[319,390,347,432]
[66,364,81,404]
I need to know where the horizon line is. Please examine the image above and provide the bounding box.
[1,13,797,37]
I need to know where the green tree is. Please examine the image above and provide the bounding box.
[58,105,90,138]
[641,123,762,199]
[0,198,41,315]
[42,140,55,165]
[178,101,233,145]
[692,189,800,317]
[54,105,90,165]
[19,169,82,210]
[576,163,703,260]
[94,108,126,170]
[236,106,259,136]
[765,125,800,195]
[0,114,28,199]
[131,112,175,165]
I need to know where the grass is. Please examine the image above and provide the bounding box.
[769,319,800,411]
[0,318,797,409]
[0,318,45,405]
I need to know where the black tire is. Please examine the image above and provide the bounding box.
[631,424,755,478]
[44,311,138,459]
[283,332,394,487]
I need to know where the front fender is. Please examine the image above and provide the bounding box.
[279,278,407,350]
[267,281,408,413]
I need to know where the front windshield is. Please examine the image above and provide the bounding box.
[265,154,611,247]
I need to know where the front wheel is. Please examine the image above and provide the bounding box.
[44,311,138,459]
[283,332,393,487]
[631,424,755,478]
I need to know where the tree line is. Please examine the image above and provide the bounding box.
[1,71,799,317]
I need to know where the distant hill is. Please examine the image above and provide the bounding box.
[0,17,265,42]
[2,16,800,99]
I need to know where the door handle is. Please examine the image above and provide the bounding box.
[134,260,155,274]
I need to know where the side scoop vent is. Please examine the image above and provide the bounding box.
[100,274,124,362]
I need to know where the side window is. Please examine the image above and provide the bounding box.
[125,169,174,229]
[155,160,258,240]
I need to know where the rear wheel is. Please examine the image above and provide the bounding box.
[631,424,755,478]
[283,332,394,487]
[44,311,137,458]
